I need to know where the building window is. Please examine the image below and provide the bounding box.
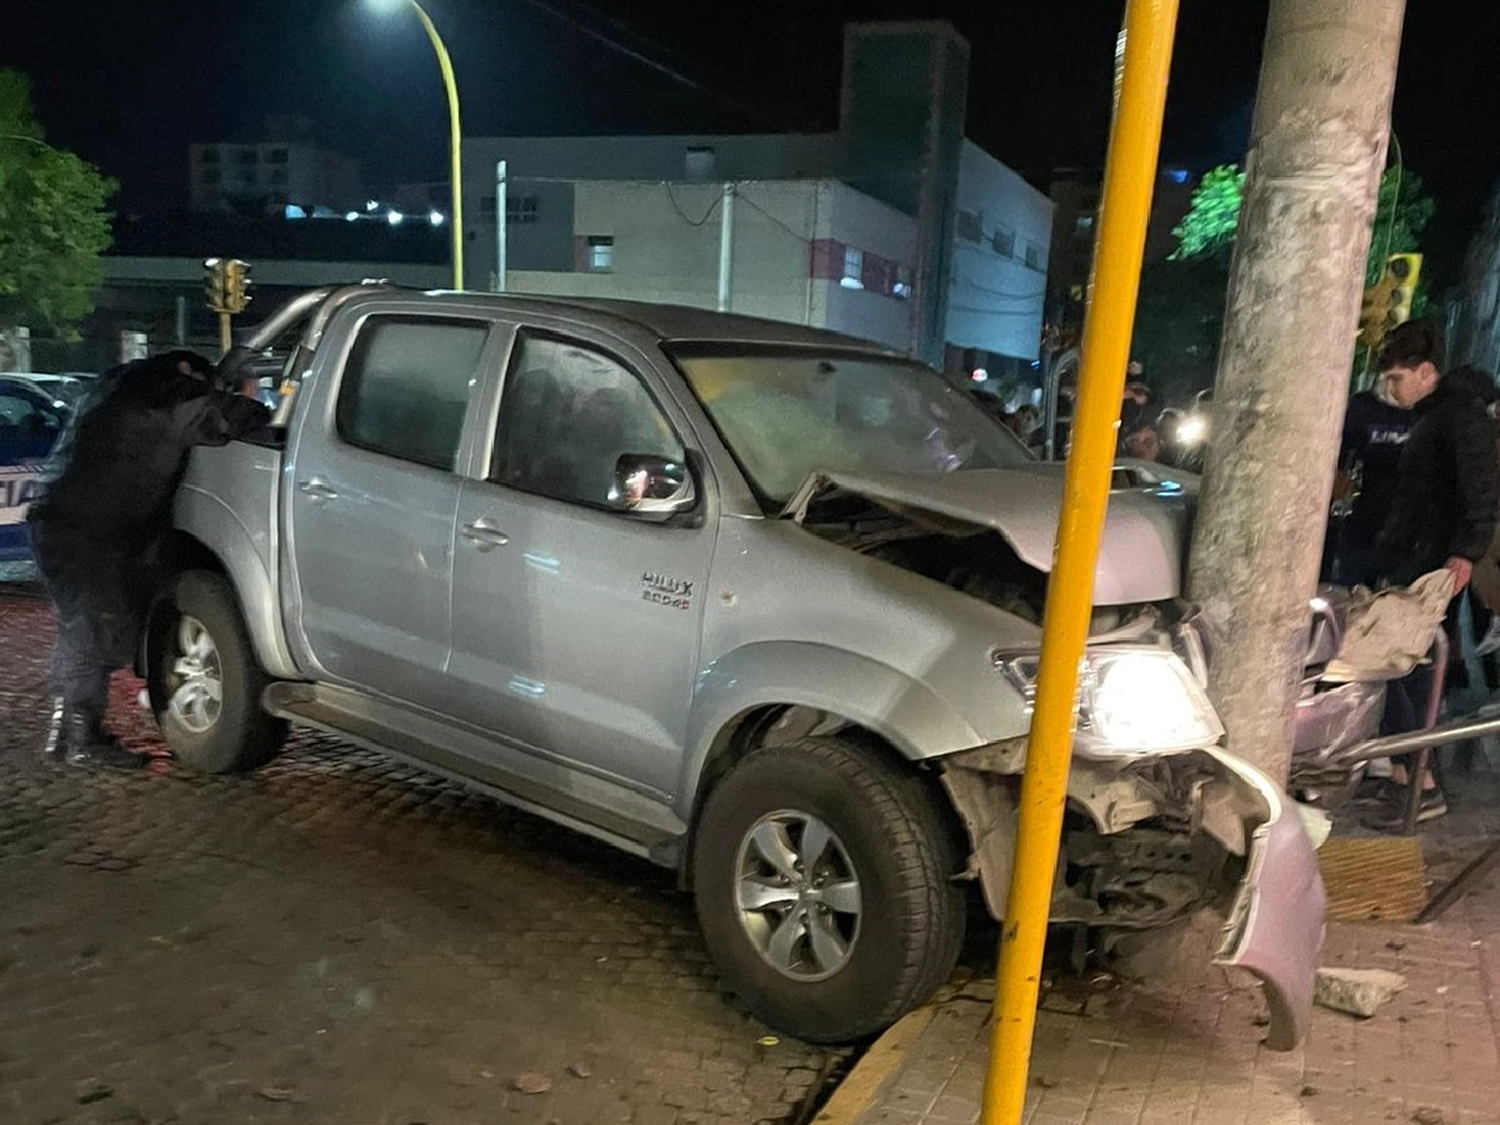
[269,169,288,184]
[1025,243,1041,270]
[200,169,220,185]
[841,246,864,289]
[238,169,256,185]
[956,210,982,243]
[506,195,539,225]
[991,225,1015,257]
[198,148,220,165]
[685,145,716,181]
[587,236,614,272]
[236,148,257,165]
[265,148,289,164]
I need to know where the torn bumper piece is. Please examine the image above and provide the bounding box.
[1203,747,1327,1051]
[940,741,1326,1051]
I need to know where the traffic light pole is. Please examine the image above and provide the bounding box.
[1186,0,1407,783]
[217,312,233,359]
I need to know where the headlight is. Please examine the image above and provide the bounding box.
[995,645,1223,759]
[1177,414,1209,446]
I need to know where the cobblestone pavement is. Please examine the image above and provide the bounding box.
[0,586,853,1125]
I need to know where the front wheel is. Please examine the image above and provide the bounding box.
[148,569,287,773]
[692,736,966,1043]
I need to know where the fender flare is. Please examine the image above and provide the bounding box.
[169,487,299,679]
[675,640,982,822]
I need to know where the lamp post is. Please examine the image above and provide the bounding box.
[372,0,464,289]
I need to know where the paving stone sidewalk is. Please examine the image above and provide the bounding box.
[0,586,848,1125]
[817,777,1500,1125]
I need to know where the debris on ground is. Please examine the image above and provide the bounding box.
[512,1072,553,1094]
[1313,967,1407,1017]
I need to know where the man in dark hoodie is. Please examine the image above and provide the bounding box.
[1363,322,1500,827]
[25,349,271,769]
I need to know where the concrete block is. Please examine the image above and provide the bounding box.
[1314,967,1408,1017]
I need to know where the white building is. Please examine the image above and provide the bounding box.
[460,22,1053,373]
[946,141,1052,362]
[506,179,918,353]
[189,126,362,216]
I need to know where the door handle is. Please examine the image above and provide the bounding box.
[298,478,339,501]
[461,518,510,550]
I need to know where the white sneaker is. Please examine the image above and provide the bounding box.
[1476,619,1500,657]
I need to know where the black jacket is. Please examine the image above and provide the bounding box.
[1375,379,1500,585]
[28,353,271,537]
[1340,389,1416,547]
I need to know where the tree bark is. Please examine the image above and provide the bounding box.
[1186,0,1407,784]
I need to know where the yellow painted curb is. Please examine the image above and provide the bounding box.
[812,1001,943,1125]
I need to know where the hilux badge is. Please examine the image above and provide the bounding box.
[642,571,693,610]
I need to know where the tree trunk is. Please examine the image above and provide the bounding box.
[1185,0,1406,784]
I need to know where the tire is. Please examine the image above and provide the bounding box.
[692,736,966,1043]
[149,569,287,773]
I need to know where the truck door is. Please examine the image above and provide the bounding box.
[448,329,717,796]
[284,312,497,703]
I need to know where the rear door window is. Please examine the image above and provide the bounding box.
[336,316,490,471]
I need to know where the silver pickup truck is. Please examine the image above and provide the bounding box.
[144,284,1324,1046]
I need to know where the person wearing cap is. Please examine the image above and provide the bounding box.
[24,349,271,769]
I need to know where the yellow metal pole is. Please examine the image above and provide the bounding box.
[979,2,1179,1123]
[409,0,464,290]
[218,311,233,358]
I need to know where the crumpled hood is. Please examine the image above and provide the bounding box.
[784,462,1198,605]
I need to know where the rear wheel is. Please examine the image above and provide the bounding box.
[692,736,966,1043]
[149,569,287,773]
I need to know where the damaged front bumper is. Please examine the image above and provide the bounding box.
[1203,746,1326,1050]
[941,740,1326,1050]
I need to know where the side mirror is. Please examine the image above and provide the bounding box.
[610,453,697,515]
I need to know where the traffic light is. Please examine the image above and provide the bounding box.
[203,257,228,313]
[223,259,252,314]
[1387,252,1421,326]
[1357,253,1423,350]
[1358,274,1396,350]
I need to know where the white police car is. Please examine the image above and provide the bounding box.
[0,375,72,564]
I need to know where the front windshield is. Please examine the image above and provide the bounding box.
[670,345,1033,508]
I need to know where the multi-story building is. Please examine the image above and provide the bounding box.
[189,117,363,216]
[460,22,1053,378]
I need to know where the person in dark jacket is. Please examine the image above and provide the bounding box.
[1374,330,1500,588]
[1326,378,1416,585]
[1363,322,1500,827]
[25,349,271,769]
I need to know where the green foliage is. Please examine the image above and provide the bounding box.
[1365,169,1437,297]
[1144,158,1438,395]
[1168,165,1245,263]
[0,70,116,335]
[1169,160,1435,284]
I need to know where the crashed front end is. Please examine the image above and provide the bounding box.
[940,639,1326,1051]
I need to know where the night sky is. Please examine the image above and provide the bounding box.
[3,0,1497,282]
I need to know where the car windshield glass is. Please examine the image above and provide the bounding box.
[669,345,1032,508]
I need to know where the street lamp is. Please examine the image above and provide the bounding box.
[369,0,464,289]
